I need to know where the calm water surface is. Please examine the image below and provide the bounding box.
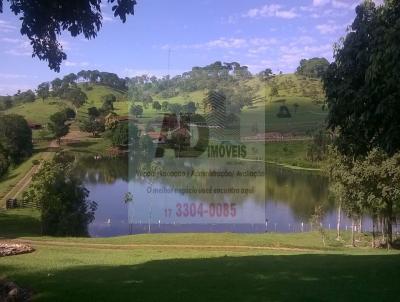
[74,156,370,237]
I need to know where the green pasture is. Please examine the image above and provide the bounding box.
[1,209,399,302]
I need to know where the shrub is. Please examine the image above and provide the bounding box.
[23,161,97,236]
[0,150,9,177]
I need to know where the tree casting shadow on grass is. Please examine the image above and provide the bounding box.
[2,254,400,302]
[0,209,41,239]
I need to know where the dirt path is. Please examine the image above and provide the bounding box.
[1,121,90,208]
[15,239,320,253]
[1,141,57,207]
[61,122,92,143]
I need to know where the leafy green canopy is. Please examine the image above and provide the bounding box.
[110,122,139,147]
[296,58,329,78]
[23,160,97,236]
[48,111,69,140]
[327,147,400,247]
[0,0,137,71]
[0,114,33,163]
[0,143,10,177]
[324,0,400,157]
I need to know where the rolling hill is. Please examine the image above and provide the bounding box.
[4,73,327,136]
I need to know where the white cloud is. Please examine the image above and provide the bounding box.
[102,12,114,23]
[331,1,352,9]
[243,4,298,19]
[0,73,28,79]
[206,38,247,49]
[3,37,71,57]
[279,43,332,61]
[163,37,278,51]
[0,83,33,94]
[64,61,90,67]
[312,0,382,10]
[246,34,334,74]
[276,10,298,19]
[249,38,278,46]
[290,36,316,46]
[4,49,31,56]
[59,39,71,51]
[162,38,247,50]
[0,20,17,33]
[4,41,31,56]
[1,37,20,43]
[313,0,330,6]
[221,15,238,25]
[248,46,269,55]
[316,21,343,34]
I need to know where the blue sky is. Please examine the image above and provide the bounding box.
[0,0,382,94]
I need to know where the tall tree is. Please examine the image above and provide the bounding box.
[0,143,10,177]
[13,90,35,103]
[64,88,88,108]
[0,96,13,109]
[23,160,97,236]
[0,114,33,163]
[326,146,400,248]
[324,1,400,157]
[130,104,143,117]
[51,78,63,96]
[48,111,68,142]
[152,101,161,110]
[110,122,139,147]
[36,82,50,102]
[296,58,329,78]
[81,118,105,137]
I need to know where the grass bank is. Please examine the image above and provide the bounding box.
[1,244,399,302]
[62,137,112,155]
[0,140,52,206]
[265,141,323,170]
[1,209,400,302]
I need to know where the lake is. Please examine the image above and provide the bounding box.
[73,156,370,237]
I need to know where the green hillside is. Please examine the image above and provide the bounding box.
[5,99,70,125]
[4,73,326,136]
[78,84,129,120]
[0,73,328,172]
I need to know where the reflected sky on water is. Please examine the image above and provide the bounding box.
[72,156,370,237]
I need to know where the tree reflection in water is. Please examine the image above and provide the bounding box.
[69,153,331,222]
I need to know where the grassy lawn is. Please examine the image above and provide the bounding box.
[0,153,44,206]
[76,77,327,137]
[2,79,327,172]
[0,208,41,237]
[1,210,400,301]
[79,84,128,117]
[62,137,112,155]
[265,141,323,170]
[3,77,399,301]
[0,153,39,201]
[5,99,70,124]
[1,245,399,302]
[0,140,52,206]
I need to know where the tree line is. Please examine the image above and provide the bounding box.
[323,0,400,248]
